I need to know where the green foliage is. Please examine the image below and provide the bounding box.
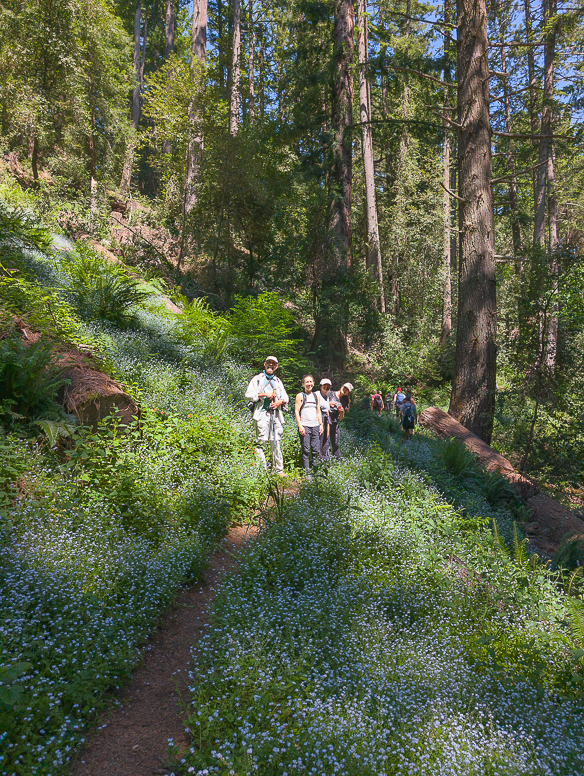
[0,332,68,427]
[441,437,478,478]
[61,245,154,323]
[0,200,53,269]
[482,470,516,507]
[177,296,230,359]
[228,292,306,378]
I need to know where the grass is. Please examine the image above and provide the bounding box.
[175,422,584,776]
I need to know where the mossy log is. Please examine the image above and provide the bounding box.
[59,367,138,429]
[419,406,583,556]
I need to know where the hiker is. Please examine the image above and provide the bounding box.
[245,356,289,475]
[385,390,393,412]
[318,377,333,460]
[392,387,406,417]
[400,393,417,441]
[295,374,324,474]
[371,390,384,414]
[326,382,352,462]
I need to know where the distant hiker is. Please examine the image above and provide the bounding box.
[400,393,417,441]
[371,390,384,414]
[318,377,333,460]
[295,374,323,474]
[392,387,406,417]
[326,382,352,462]
[385,390,392,412]
[245,356,289,475]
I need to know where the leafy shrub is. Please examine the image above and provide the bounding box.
[0,201,52,271]
[441,437,478,478]
[228,292,306,379]
[61,245,154,323]
[0,333,68,426]
[482,470,515,507]
[177,296,230,359]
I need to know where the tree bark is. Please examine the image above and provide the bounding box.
[496,5,522,258]
[540,0,559,371]
[523,0,540,212]
[248,0,255,123]
[330,0,354,268]
[165,0,174,58]
[229,0,241,135]
[356,0,383,310]
[448,0,497,444]
[120,0,143,195]
[440,0,453,346]
[183,0,208,216]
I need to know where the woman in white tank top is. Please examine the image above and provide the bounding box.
[294,374,323,474]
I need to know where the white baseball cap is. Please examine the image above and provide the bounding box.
[320,378,332,386]
[264,356,279,365]
[342,382,354,392]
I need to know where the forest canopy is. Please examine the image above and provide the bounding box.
[1,0,584,497]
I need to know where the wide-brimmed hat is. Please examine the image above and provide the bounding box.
[320,378,332,386]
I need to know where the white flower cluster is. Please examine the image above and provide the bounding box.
[184,460,584,775]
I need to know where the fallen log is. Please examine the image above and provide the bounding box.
[418,406,583,556]
[59,367,139,429]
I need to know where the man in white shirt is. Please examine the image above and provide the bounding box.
[294,374,323,474]
[245,356,289,475]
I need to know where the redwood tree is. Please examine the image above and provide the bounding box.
[448,0,497,443]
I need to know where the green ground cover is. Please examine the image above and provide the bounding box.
[179,423,584,776]
[0,280,275,774]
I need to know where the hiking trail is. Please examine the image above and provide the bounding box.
[71,524,258,776]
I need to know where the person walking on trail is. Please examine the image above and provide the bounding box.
[392,387,406,417]
[245,356,289,475]
[318,378,333,460]
[326,382,352,462]
[371,390,384,414]
[295,374,323,474]
[400,393,417,441]
[385,390,393,412]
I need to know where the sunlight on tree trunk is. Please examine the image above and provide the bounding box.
[330,0,354,268]
[357,0,383,311]
[120,0,143,196]
[449,0,496,444]
[229,0,241,135]
[440,0,453,346]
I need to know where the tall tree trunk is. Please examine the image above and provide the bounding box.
[229,0,241,135]
[524,0,540,212]
[449,0,497,444]
[440,0,453,346]
[248,0,255,123]
[497,5,521,258]
[165,0,174,58]
[179,0,208,268]
[121,0,143,195]
[89,118,98,233]
[537,0,559,371]
[162,0,175,157]
[330,0,354,268]
[356,0,383,310]
[259,32,265,119]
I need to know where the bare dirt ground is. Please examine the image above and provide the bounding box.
[71,524,258,776]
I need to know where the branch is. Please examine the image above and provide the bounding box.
[388,64,457,89]
[491,159,547,183]
[489,41,544,47]
[384,9,457,29]
[426,107,463,129]
[495,254,525,262]
[440,180,466,203]
[491,84,542,103]
[492,129,575,140]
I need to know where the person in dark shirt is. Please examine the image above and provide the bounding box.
[327,382,353,461]
[400,393,417,442]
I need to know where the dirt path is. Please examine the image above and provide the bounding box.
[72,524,258,776]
